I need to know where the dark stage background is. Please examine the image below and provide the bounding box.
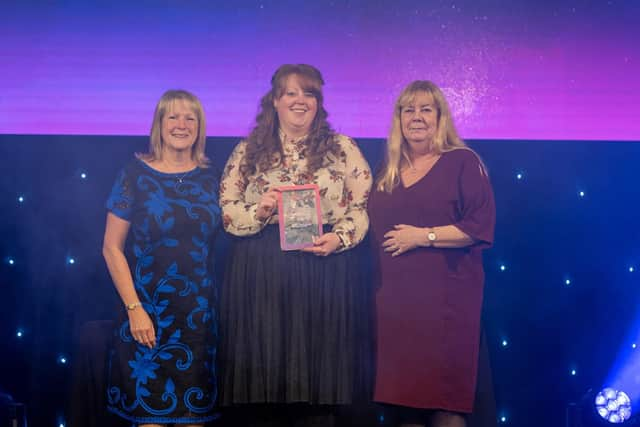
[1,135,639,426]
[2,0,640,425]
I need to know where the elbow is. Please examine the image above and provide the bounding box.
[460,232,477,247]
[220,211,254,237]
[102,243,119,262]
[102,244,111,262]
[223,226,250,237]
[220,210,233,233]
[221,218,235,235]
[475,237,494,249]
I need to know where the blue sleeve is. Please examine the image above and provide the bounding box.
[106,165,135,221]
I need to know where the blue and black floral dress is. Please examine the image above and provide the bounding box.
[105,158,221,424]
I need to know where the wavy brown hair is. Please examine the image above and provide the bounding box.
[241,64,339,177]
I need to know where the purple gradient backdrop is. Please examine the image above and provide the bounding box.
[1,0,638,140]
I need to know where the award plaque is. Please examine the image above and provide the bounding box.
[277,184,323,251]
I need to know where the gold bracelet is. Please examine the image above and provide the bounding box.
[125,302,142,311]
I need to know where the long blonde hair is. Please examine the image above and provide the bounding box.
[376,80,469,193]
[138,89,210,167]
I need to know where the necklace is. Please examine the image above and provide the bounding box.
[161,159,195,184]
[175,171,191,184]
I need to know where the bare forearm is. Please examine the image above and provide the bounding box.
[102,246,140,306]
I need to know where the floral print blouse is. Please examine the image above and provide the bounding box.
[219,131,372,250]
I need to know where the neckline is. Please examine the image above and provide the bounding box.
[400,152,444,189]
[136,157,199,177]
[279,128,308,144]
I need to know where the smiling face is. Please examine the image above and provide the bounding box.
[400,91,439,154]
[161,99,198,154]
[273,74,318,138]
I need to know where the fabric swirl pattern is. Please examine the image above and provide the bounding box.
[106,158,220,423]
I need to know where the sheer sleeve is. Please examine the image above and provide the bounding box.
[331,136,373,251]
[219,141,267,236]
[106,164,135,221]
[453,150,496,248]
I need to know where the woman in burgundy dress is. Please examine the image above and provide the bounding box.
[368,81,495,427]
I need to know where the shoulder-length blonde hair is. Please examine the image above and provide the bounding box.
[137,89,210,167]
[376,80,469,193]
[241,64,338,177]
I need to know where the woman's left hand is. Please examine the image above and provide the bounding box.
[301,232,341,257]
[383,224,425,257]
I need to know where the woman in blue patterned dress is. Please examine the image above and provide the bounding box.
[102,90,221,426]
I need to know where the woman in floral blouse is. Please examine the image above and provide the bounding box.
[219,64,373,426]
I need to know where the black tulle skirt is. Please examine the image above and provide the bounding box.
[219,225,374,406]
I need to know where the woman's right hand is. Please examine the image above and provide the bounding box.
[256,190,280,222]
[128,307,156,349]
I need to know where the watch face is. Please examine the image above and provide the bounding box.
[428,232,437,241]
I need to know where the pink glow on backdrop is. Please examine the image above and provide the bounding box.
[1,1,638,140]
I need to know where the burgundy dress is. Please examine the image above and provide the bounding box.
[368,149,495,413]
